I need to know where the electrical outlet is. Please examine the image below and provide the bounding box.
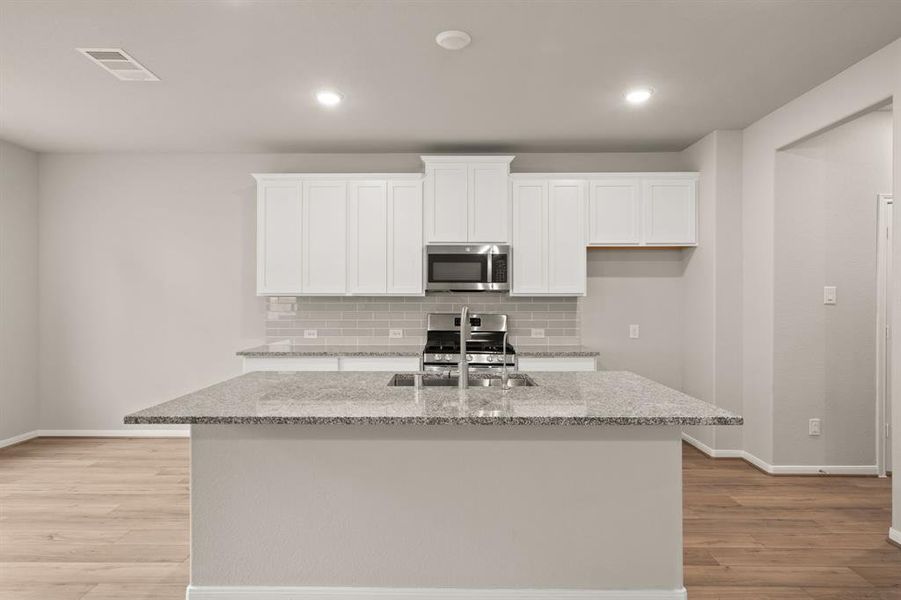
[629,324,640,339]
[809,418,821,436]
[823,286,837,305]
[389,329,403,339]
[303,329,318,339]
[531,328,545,338]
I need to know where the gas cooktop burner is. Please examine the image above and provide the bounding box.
[422,312,516,370]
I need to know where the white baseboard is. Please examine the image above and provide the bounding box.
[0,430,40,449]
[890,527,901,546]
[681,432,878,476]
[37,428,190,438]
[680,432,744,458]
[187,587,687,600]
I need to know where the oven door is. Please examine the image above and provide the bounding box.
[425,245,509,291]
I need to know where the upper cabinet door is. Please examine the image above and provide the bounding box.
[642,179,698,246]
[387,180,424,295]
[547,180,586,295]
[424,163,468,242]
[469,163,509,242]
[348,180,388,295]
[511,180,547,295]
[588,179,641,245]
[302,180,348,294]
[257,179,303,295]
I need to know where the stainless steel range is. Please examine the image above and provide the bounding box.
[422,313,516,372]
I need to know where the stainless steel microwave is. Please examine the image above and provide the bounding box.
[425,244,510,292]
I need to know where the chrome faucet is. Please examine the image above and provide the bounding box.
[501,330,510,390]
[459,305,470,389]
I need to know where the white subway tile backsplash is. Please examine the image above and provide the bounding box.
[264,294,581,348]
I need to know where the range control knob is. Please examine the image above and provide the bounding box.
[445,354,454,361]
[466,354,474,361]
[486,355,495,362]
[432,354,442,361]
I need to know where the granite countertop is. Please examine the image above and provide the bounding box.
[237,344,422,357]
[237,344,600,358]
[125,371,741,426]
[517,346,599,357]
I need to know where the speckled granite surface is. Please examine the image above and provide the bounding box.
[237,344,422,357]
[518,346,600,357]
[125,371,741,426]
[237,344,600,358]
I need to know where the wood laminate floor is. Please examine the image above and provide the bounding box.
[0,438,898,599]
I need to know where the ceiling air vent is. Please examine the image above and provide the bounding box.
[77,48,159,81]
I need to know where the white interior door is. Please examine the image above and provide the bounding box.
[877,194,893,475]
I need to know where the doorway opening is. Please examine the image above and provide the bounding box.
[774,103,893,469]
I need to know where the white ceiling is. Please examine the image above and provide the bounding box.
[2,0,901,153]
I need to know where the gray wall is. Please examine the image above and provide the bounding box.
[580,250,685,390]
[36,151,685,431]
[741,38,900,475]
[774,110,892,466]
[0,139,39,442]
[680,131,744,451]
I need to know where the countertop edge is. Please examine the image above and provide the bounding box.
[124,416,743,426]
[236,348,601,358]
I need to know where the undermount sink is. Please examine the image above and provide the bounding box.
[387,373,537,388]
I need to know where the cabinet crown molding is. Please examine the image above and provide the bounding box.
[510,172,699,179]
[421,155,515,165]
[252,173,423,181]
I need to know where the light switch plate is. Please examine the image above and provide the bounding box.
[823,286,837,305]
[629,324,640,339]
[531,329,545,338]
[304,329,318,339]
[389,329,403,339]
[809,418,821,436]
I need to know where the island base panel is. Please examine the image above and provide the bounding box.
[190,424,684,595]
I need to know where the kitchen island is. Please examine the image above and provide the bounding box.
[126,371,740,600]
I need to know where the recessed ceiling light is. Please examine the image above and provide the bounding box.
[625,88,654,105]
[436,30,472,50]
[316,90,343,107]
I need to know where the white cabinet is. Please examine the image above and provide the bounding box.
[243,355,420,373]
[547,180,586,294]
[588,179,641,246]
[517,357,597,372]
[255,174,423,296]
[587,174,697,247]
[387,180,424,295]
[348,181,388,294]
[424,162,468,242]
[511,179,586,296]
[303,180,348,294]
[256,179,303,295]
[469,162,510,242]
[422,156,514,243]
[511,180,547,295]
[642,179,698,246]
